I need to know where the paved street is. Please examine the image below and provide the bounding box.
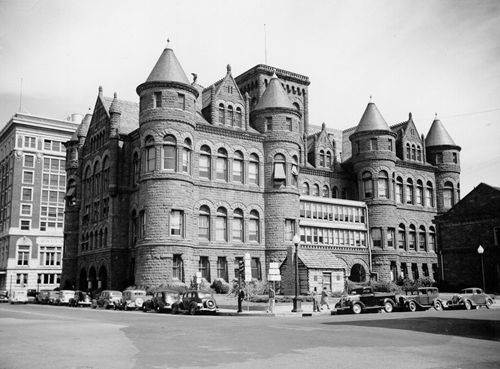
[0,303,499,369]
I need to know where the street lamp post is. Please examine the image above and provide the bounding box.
[292,234,302,312]
[477,245,485,291]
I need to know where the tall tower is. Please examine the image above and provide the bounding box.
[250,74,302,281]
[61,112,91,289]
[425,116,461,213]
[349,102,397,279]
[134,43,199,286]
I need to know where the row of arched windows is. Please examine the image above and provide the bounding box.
[83,157,110,203]
[81,227,108,252]
[218,103,243,128]
[301,182,347,199]
[406,143,422,162]
[89,129,106,154]
[318,150,333,168]
[141,136,261,185]
[198,206,260,243]
[397,224,436,252]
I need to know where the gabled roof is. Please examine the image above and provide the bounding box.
[425,118,457,147]
[101,96,139,135]
[202,66,244,110]
[145,47,190,84]
[438,183,500,220]
[254,73,294,111]
[354,102,390,133]
[298,251,347,269]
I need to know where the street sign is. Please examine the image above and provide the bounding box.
[268,269,280,275]
[268,274,281,281]
[269,262,279,269]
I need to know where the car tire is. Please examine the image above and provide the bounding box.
[486,299,493,309]
[433,300,443,311]
[351,303,362,314]
[384,301,394,313]
[189,302,197,315]
[408,301,417,312]
[464,300,472,310]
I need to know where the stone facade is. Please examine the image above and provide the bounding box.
[60,44,461,294]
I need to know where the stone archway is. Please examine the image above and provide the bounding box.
[79,268,87,290]
[98,266,107,290]
[349,263,367,283]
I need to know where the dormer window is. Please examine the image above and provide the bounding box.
[235,108,242,128]
[218,104,225,124]
[227,106,234,126]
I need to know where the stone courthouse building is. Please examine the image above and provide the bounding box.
[60,43,461,293]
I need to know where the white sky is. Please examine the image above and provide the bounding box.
[0,0,499,195]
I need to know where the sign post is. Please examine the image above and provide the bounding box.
[267,262,281,314]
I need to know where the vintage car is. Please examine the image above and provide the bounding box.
[143,289,181,313]
[172,290,217,315]
[56,290,75,305]
[69,290,92,307]
[118,289,151,310]
[47,291,60,304]
[399,287,444,311]
[446,287,494,310]
[335,286,397,314]
[35,290,51,304]
[0,290,9,303]
[9,290,28,304]
[92,290,123,309]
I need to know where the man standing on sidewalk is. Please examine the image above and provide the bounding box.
[267,287,275,313]
[237,288,245,313]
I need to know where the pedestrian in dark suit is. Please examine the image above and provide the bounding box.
[237,288,245,313]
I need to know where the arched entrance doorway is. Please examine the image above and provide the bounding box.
[349,263,367,283]
[79,268,87,290]
[98,266,107,290]
[88,267,97,291]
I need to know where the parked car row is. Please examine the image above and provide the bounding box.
[335,286,495,314]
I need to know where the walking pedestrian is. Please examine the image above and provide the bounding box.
[267,286,275,313]
[320,287,330,310]
[237,288,245,313]
[311,287,320,312]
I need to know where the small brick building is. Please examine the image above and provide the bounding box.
[60,43,462,294]
[436,183,500,292]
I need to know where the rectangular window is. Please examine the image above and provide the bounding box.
[233,159,242,183]
[23,171,34,184]
[251,258,262,280]
[387,228,395,248]
[266,117,272,131]
[176,93,185,110]
[216,157,227,180]
[199,256,210,281]
[172,254,184,281]
[24,136,36,148]
[24,154,35,168]
[452,153,458,164]
[139,211,146,238]
[286,117,292,131]
[435,153,443,164]
[170,210,183,237]
[198,214,210,240]
[199,155,210,179]
[419,232,426,251]
[248,161,258,185]
[146,147,156,172]
[370,138,378,150]
[20,219,30,230]
[217,257,228,281]
[371,228,382,247]
[154,92,162,108]
[17,245,29,265]
[16,273,28,285]
[21,187,33,201]
[20,204,32,216]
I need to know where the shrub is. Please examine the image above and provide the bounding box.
[211,278,231,294]
[369,280,403,294]
[157,280,188,293]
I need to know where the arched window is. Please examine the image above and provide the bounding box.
[103,228,108,247]
[362,172,373,198]
[198,205,210,240]
[411,144,416,160]
[249,210,260,242]
[429,226,436,251]
[215,207,227,241]
[395,176,403,203]
[419,226,426,251]
[417,146,422,161]
[302,182,310,195]
[131,210,138,244]
[93,161,101,197]
[102,157,109,194]
[133,152,140,185]
[378,170,389,199]
[416,180,424,205]
[293,102,300,111]
[273,154,286,188]
[406,143,411,159]
[232,209,243,242]
[398,224,406,249]
[163,135,177,170]
[312,184,320,196]
[173,255,184,281]
[235,107,242,128]
[319,150,325,167]
[326,152,332,168]
[227,105,234,126]
[425,181,434,207]
[145,136,155,172]
[409,224,416,249]
[182,137,191,173]
[199,145,211,179]
[218,104,225,124]
[216,148,228,181]
[443,181,454,208]
[248,153,259,185]
[322,185,329,198]
[332,186,338,198]
[406,178,414,204]
[233,151,243,183]
[84,166,92,202]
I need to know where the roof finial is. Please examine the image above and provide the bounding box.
[369,95,372,103]
[409,112,413,120]
[435,112,438,119]
[113,92,117,99]
[98,86,103,96]
[227,64,231,73]
[166,38,170,48]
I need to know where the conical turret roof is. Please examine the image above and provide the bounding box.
[254,73,294,111]
[425,117,457,147]
[355,102,390,133]
[70,112,92,141]
[146,45,190,84]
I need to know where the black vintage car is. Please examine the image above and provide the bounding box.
[335,286,397,314]
[399,287,444,311]
[142,289,180,313]
[171,290,217,315]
